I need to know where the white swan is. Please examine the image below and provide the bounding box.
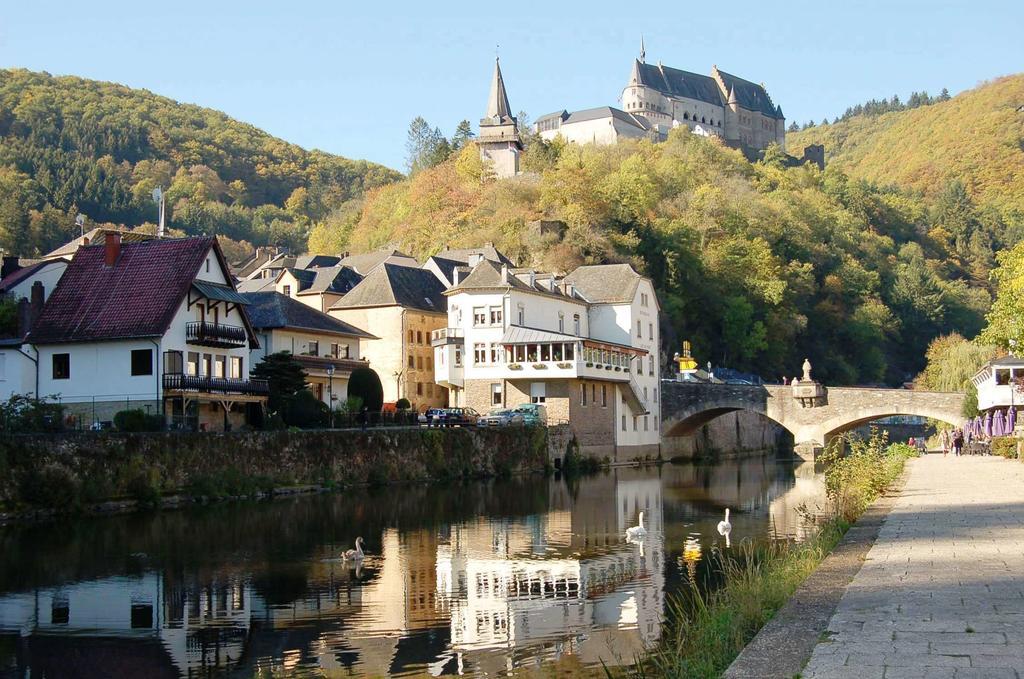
[625,511,647,541]
[718,509,732,548]
[342,537,365,561]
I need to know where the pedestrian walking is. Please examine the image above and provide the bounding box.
[952,428,964,457]
[940,428,950,457]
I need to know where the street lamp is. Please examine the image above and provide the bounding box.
[326,364,335,428]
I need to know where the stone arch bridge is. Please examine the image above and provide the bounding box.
[661,382,965,456]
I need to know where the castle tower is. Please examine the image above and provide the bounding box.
[477,57,522,179]
[774,105,787,152]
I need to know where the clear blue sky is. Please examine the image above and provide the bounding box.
[1,0,1021,171]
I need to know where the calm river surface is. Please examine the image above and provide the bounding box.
[0,455,826,678]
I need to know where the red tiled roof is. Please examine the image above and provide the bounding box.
[27,237,220,344]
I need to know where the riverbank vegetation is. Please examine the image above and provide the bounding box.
[621,433,914,679]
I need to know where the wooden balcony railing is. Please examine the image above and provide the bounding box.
[185,321,248,348]
[163,373,269,396]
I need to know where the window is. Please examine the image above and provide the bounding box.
[416,356,423,370]
[205,259,210,273]
[308,340,319,356]
[540,344,551,361]
[602,385,608,407]
[427,356,433,370]
[230,356,243,379]
[513,345,526,362]
[530,382,546,404]
[408,354,415,369]
[490,344,501,364]
[473,307,487,326]
[474,343,487,364]
[649,356,655,376]
[427,383,434,397]
[416,382,423,396]
[637,320,642,337]
[558,312,565,333]
[408,330,414,344]
[490,307,503,325]
[454,347,463,366]
[654,416,659,431]
[52,353,70,380]
[581,384,587,406]
[203,354,212,376]
[654,388,658,403]
[214,355,226,378]
[164,351,183,375]
[491,383,502,405]
[131,349,153,376]
[416,330,423,344]
[517,304,525,326]
[565,343,575,360]
[644,386,648,400]
[283,285,291,297]
[187,352,199,376]
[996,369,1011,385]
[644,416,649,431]
[622,414,627,431]
[573,314,580,335]
[591,384,596,404]
[649,323,654,340]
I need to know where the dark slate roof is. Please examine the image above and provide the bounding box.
[330,263,447,313]
[634,61,724,107]
[436,243,515,267]
[447,260,582,302]
[714,68,781,119]
[423,255,466,284]
[564,106,651,130]
[536,110,569,124]
[299,265,364,295]
[27,237,253,345]
[236,277,277,293]
[563,263,643,304]
[294,254,341,269]
[285,267,317,290]
[339,249,419,275]
[0,259,66,293]
[241,292,376,338]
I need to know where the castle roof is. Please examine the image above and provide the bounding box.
[713,66,782,119]
[564,106,652,130]
[631,60,724,108]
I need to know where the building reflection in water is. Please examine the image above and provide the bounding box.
[0,458,822,678]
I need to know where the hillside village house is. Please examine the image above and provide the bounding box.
[971,355,1024,414]
[0,259,68,302]
[330,263,448,410]
[434,261,661,460]
[23,234,267,431]
[242,291,377,407]
[239,265,364,314]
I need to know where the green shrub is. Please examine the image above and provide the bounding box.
[0,394,66,433]
[113,409,164,432]
[991,437,1017,459]
[395,398,411,411]
[19,462,81,508]
[127,469,162,507]
[819,430,916,522]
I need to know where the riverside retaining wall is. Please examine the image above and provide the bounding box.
[663,410,791,459]
[0,426,549,514]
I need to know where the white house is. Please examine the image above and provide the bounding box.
[534,107,661,146]
[0,258,69,302]
[434,260,660,461]
[242,291,377,407]
[24,234,266,430]
[971,355,1024,413]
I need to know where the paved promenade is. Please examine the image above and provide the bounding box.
[804,455,1024,678]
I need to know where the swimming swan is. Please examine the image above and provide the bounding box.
[718,509,732,548]
[625,512,647,541]
[342,537,365,561]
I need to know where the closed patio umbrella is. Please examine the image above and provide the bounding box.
[984,411,993,437]
[994,409,1006,437]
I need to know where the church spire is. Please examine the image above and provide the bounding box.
[485,57,513,122]
[640,35,646,63]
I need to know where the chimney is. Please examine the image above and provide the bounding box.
[529,270,536,288]
[1,256,21,280]
[501,264,509,284]
[452,268,460,286]
[30,281,44,311]
[15,282,45,339]
[104,232,121,267]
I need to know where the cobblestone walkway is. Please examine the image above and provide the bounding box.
[804,455,1024,679]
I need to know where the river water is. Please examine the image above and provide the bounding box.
[0,455,826,678]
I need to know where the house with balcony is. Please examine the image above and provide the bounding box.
[435,260,660,460]
[971,355,1024,414]
[24,234,266,431]
[329,263,448,410]
[242,291,377,407]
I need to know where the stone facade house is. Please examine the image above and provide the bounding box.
[329,263,448,410]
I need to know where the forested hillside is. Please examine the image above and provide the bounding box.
[0,69,401,256]
[311,129,992,386]
[788,74,1024,238]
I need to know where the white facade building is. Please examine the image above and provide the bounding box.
[971,355,1024,413]
[434,261,660,460]
[22,234,266,430]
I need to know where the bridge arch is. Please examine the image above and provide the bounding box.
[814,406,965,444]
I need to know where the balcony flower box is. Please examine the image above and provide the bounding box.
[614,367,622,371]
[531,363,548,370]
[624,368,631,373]
[556,362,572,369]
[508,363,523,370]
[585,362,594,367]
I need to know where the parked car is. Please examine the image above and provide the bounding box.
[418,408,447,427]
[477,408,526,427]
[444,407,480,427]
[512,403,548,426]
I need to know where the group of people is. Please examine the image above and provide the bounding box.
[938,427,969,456]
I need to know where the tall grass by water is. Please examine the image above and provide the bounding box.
[619,432,916,679]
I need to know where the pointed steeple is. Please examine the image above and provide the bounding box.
[776,105,784,119]
[485,57,513,122]
[630,58,643,86]
[728,86,738,105]
[640,35,646,63]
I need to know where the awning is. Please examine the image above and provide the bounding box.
[192,281,250,305]
[500,325,580,345]
[582,339,647,356]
